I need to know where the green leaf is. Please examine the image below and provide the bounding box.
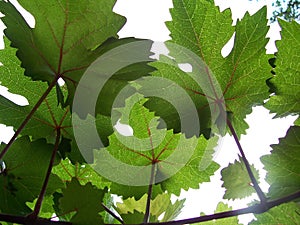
[221,157,260,200]
[116,193,171,221]
[0,0,125,83]
[161,198,185,222]
[93,94,219,198]
[199,202,242,225]
[265,20,300,118]
[0,39,72,140]
[261,126,300,198]
[52,158,110,190]
[26,196,55,219]
[0,136,63,215]
[59,178,107,225]
[249,202,300,224]
[147,1,271,137]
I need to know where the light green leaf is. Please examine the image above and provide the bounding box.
[261,126,300,198]
[221,157,260,200]
[161,198,185,222]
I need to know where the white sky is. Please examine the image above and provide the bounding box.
[0,0,298,224]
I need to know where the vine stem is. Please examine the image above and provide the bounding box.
[29,128,61,220]
[226,118,267,203]
[101,203,124,224]
[0,77,59,160]
[143,163,156,223]
[107,191,299,225]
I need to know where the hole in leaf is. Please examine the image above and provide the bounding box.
[114,119,134,136]
[221,32,235,58]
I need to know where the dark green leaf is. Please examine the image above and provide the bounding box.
[59,178,107,225]
[0,136,63,215]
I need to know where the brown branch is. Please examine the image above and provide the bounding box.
[104,191,300,225]
[101,203,124,224]
[143,163,156,223]
[0,212,71,225]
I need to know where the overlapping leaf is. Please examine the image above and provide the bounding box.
[221,157,260,200]
[146,0,271,137]
[265,20,300,117]
[0,136,63,215]
[261,126,300,198]
[94,94,219,198]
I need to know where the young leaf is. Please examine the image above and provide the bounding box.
[249,202,300,224]
[199,202,242,225]
[261,126,300,198]
[221,157,260,200]
[59,178,107,225]
[265,20,300,118]
[0,136,63,215]
[146,0,271,137]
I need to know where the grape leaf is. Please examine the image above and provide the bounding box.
[265,20,300,118]
[0,39,72,141]
[59,178,107,225]
[260,126,300,198]
[116,193,171,221]
[26,196,55,219]
[161,198,185,222]
[199,202,242,225]
[249,202,300,224]
[221,157,260,200]
[93,94,219,198]
[146,0,271,137]
[0,136,63,215]
[0,0,125,103]
[52,158,110,190]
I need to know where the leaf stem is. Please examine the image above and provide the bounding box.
[29,128,61,219]
[143,163,156,224]
[101,203,124,224]
[0,77,59,160]
[226,118,267,203]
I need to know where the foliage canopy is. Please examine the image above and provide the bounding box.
[0,0,299,225]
